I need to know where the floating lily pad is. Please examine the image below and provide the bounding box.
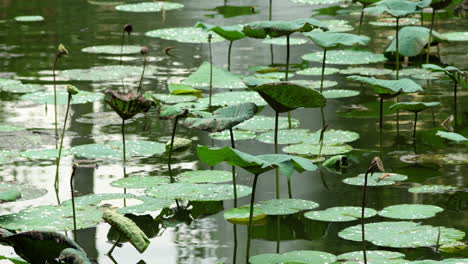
[71,140,165,159]
[339,67,394,76]
[304,32,370,49]
[262,37,308,45]
[378,204,444,220]
[14,16,44,22]
[0,151,19,164]
[398,68,444,80]
[257,129,310,144]
[168,83,201,96]
[151,93,197,104]
[338,221,465,248]
[234,115,300,131]
[115,2,184,12]
[302,129,359,145]
[370,17,419,27]
[296,67,340,76]
[61,65,156,82]
[322,89,360,99]
[182,62,246,89]
[145,27,225,43]
[283,144,353,156]
[76,112,142,125]
[20,148,71,160]
[210,130,256,140]
[0,125,25,132]
[304,206,377,222]
[145,183,252,201]
[81,45,141,55]
[177,170,232,183]
[408,185,459,194]
[255,72,295,80]
[290,80,338,89]
[302,50,387,65]
[321,19,354,32]
[249,251,337,264]
[343,172,407,186]
[198,91,267,106]
[111,176,171,188]
[255,199,319,215]
[337,250,406,263]
[21,90,103,104]
[442,32,468,42]
[223,207,266,224]
[0,79,45,93]
[400,153,468,165]
[0,182,47,202]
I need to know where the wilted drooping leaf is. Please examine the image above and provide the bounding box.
[104,89,154,120]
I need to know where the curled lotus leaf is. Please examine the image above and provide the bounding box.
[303,50,387,65]
[81,45,141,55]
[115,1,184,12]
[57,248,92,264]
[145,27,225,43]
[177,170,232,183]
[423,64,468,89]
[195,22,245,41]
[303,32,370,49]
[378,204,444,220]
[389,102,440,113]
[364,0,431,17]
[104,89,154,120]
[242,18,327,38]
[343,172,407,186]
[385,26,447,57]
[145,183,252,201]
[249,251,337,264]
[304,206,377,222]
[182,62,247,90]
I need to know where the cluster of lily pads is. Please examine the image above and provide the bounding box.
[1,0,467,263]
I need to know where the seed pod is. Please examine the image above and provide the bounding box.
[124,24,133,35]
[57,44,69,58]
[140,46,148,56]
[66,85,80,95]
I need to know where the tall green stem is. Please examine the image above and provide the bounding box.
[208,35,213,108]
[320,48,327,93]
[246,173,260,263]
[395,17,400,80]
[121,119,126,171]
[274,111,280,199]
[269,0,272,21]
[70,164,77,240]
[361,170,370,264]
[227,41,233,72]
[54,93,71,191]
[413,112,418,138]
[358,7,365,35]
[426,9,436,64]
[107,233,121,255]
[52,56,59,143]
[168,117,179,183]
[229,128,238,207]
[137,54,147,92]
[286,35,292,129]
[379,97,384,131]
[119,32,125,66]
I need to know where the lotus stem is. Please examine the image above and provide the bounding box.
[396,97,400,135]
[276,217,281,253]
[395,17,400,80]
[229,128,238,207]
[413,112,418,138]
[274,111,280,199]
[119,31,125,66]
[269,0,272,21]
[168,117,179,183]
[361,170,370,264]
[208,34,213,109]
[435,226,441,253]
[137,53,147,92]
[70,164,77,240]
[320,48,327,93]
[54,93,72,191]
[318,120,327,157]
[358,7,365,35]
[52,56,59,143]
[285,34,290,81]
[426,9,436,64]
[121,119,126,172]
[227,40,233,72]
[379,97,384,131]
[246,173,260,263]
[453,82,457,122]
[270,44,274,65]
[107,233,121,255]
[233,225,238,264]
[431,108,436,127]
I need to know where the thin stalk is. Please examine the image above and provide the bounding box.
[70,165,77,240]
[379,97,384,131]
[276,216,281,253]
[396,96,400,135]
[426,9,436,64]
[413,112,418,138]
[121,119,126,171]
[208,36,213,108]
[227,40,233,72]
[358,7,365,35]
[318,115,326,157]
[119,32,125,66]
[229,128,238,207]
[285,35,290,81]
[54,93,72,191]
[270,44,274,65]
[431,108,436,127]
[107,233,121,255]
[233,225,238,264]
[453,82,457,121]
[361,170,370,264]
[320,48,327,93]
[395,17,400,80]
[269,0,272,21]
[168,117,179,183]
[52,56,59,142]
[246,173,260,263]
[137,53,147,92]
[435,226,441,253]
[274,111,280,199]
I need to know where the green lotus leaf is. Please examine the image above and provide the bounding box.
[400,153,468,165]
[290,80,338,89]
[339,67,394,76]
[322,89,360,99]
[436,131,468,143]
[111,176,171,188]
[343,172,407,186]
[337,250,406,263]
[304,32,370,49]
[0,189,21,203]
[151,93,197,104]
[338,221,465,248]
[115,1,183,12]
[249,66,281,73]
[21,90,103,104]
[184,102,258,132]
[57,248,92,264]
[423,64,468,89]
[262,36,309,45]
[253,199,319,215]
[105,89,154,120]
[413,259,468,264]
[289,0,343,5]
[398,68,444,80]
[378,204,444,220]
[234,115,299,131]
[0,124,25,132]
[165,137,191,152]
[167,83,201,96]
[145,27,225,43]
[210,5,257,18]
[249,251,337,264]
[389,102,440,113]
[321,19,354,32]
[197,145,317,176]
[370,17,420,26]
[348,75,423,94]
[0,151,19,164]
[408,185,459,194]
[223,207,266,223]
[364,0,431,17]
[198,91,267,107]
[14,16,44,22]
[254,82,326,113]
[0,255,28,264]
[76,111,142,125]
[0,79,45,93]
[302,129,360,145]
[81,45,141,55]
[257,129,310,144]
[145,183,252,201]
[210,130,256,140]
[255,72,296,80]
[71,140,165,159]
[242,18,327,39]
[302,50,387,65]
[322,155,348,168]
[296,67,340,76]
[442,32,468,42]
[61,65,156,82]
[182,62,246,89]
[20,148,71,160]
[385,26,447,57]
[283,144,353,156]
[177,170,232,183]
[195,22,245,41]
[243,76,276,87]
[304,206,377,222]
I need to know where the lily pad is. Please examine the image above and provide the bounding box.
[71,140,165,159]
[304,32,370,49]
[177,170,232,183]
[242,18,327,39]
[224,207,266,224]
[234,115,300,131]
[283,144,353,156]
[296,67,340,76]
[61,65,156,82]
[21,90,103,104]
[145,183,252,201]
[302,50,387,65]
[389,102,440,113]
[370,17,419,26]
[337,250,406,263]
[0,79,45,93]
[195,23,245,41]
[255,72,296,80]
[81,45,141,55]
[385,26,447,57]
[182,62,247,90]
[442,32,468,42]
[408,185,459,194]
[0,125,25,132]
[111,176,171,188]
[364,0,431,17]
[151,93,197,104]
[291,80,338,89]
[398,68,444,80]
[343,172,408,186]
[436,131,468,143]
[14,16,44,22]
[168,83,201,96]
[348,75,423,94]
[400,153,468,165]
[210,130,256,140]
[339,67,394,76]
[0,182,47,202]
[378,204,444,220]
[145,27,225,43]
[322,89,360,99]
[249,251,337,264]
[262,37,309,45]
[304,206,377,222]
[20,148,71,160]
[257,129,310,144]
[289,0,343,5]
[198,91,267,107]
[303,129,360,145]
[338,221,465,248]
[76,111,142,125]
[115,2,184,12]
[255,199,319,215]
[321,19,354,32]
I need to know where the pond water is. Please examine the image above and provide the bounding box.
[0,0,467,263]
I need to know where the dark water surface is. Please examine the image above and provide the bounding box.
[0,0,466,263]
